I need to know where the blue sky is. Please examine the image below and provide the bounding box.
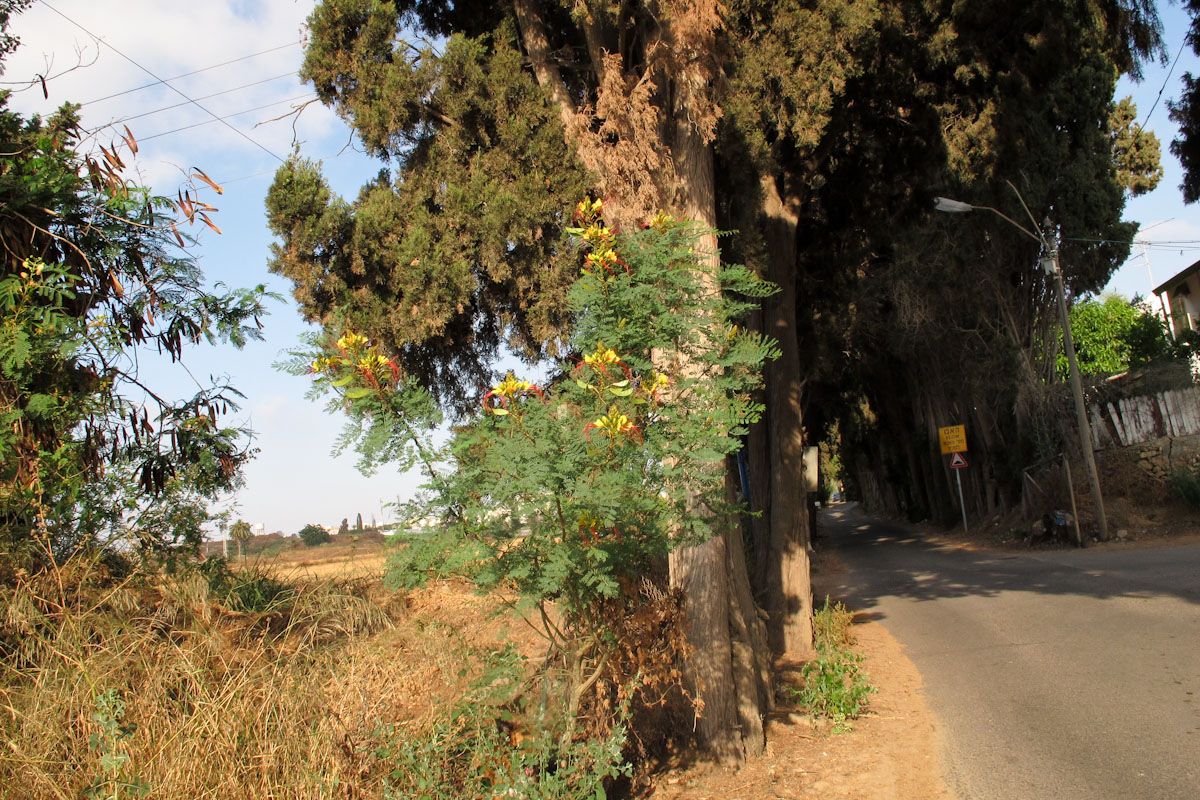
[4,1,1198,534]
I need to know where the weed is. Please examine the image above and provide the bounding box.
[377,650,632,800]
[196,556,294,612]
[797,649,875,733]
[84,689,150,800]
[1169,465,1200,509]
[812,595,855,652]
[0,554,399,797]
[790,597,876,733]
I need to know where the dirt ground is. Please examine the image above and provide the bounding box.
[642,549,956,800]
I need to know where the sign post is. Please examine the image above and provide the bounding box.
[939,426,969,534]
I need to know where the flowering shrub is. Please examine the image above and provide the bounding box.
[294,198,777,756]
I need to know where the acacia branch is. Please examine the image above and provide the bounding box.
[7,209,92,270]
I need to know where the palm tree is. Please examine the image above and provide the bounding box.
[229,519,252,560]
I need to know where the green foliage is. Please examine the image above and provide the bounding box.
[383,526,485,590]
[0,12,270,569]
[228,519,252,560]
[196,557,294,613]
[307,209,775,613]
[0,2,32,64]
[268,1,593,407]
[85,689,150,799]
[298,523,330,548]
[827,0,1166,523]
[793,598,875,733]
[294,202,776,749]
[797,648,874,734]
[1060,295,1173,377]
[1169,465,1200,509]
[1109,96,1162,196]
[376,648,631,800]
[1169,1,1200,203]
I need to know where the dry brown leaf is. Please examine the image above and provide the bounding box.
[191,166,225,195]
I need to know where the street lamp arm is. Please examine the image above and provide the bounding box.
[976,205,1042,244]
[933,196,1041,242]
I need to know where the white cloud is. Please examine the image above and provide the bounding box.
[5,1,328,187]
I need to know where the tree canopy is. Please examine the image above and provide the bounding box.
[1170,1,1200,202]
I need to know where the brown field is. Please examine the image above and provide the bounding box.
[0,533,951,799]
[261,539,390,579]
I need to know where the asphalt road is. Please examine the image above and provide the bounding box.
[821,503,1200,800]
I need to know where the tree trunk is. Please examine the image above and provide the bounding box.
[725,457,772,753]
[747,373,772,597]
[667,107,769,763]
[759,174,815,659]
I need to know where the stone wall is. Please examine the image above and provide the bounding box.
[1123,433,1200,484]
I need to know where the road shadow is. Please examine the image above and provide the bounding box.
[817,503,1200,612]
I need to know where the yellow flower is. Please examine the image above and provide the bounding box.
[583,344,620,366]
[585,405,640,442]
[336,331,369,352]
[576,197,604,219]
[644,371,669,394]
[585,248,619,269]
[311,355,339,374]
[491,372,534,398]
[582,223,613,242]
[645,211,674,230]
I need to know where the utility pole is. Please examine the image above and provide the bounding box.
[1042,243,1109,542]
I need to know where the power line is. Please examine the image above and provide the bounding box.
[39,1,286,163]
[136,94,315,143]
[80,42,300,107]
[1136,40,1188,133]
[212,136,370,186]
[86,72,297,134]
[1065,236,1200,248]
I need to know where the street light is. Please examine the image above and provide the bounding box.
[933,191,1108,543]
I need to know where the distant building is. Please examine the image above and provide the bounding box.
[1154,259,1200,340]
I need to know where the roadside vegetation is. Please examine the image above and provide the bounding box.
[0,551,477,797]
[794,598,877,734]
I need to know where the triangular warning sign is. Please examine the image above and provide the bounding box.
[949,452,968,469]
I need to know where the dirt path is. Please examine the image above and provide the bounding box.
[645,558,956,800]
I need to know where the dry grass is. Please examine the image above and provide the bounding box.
[0,555,514,800]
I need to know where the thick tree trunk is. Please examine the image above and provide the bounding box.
[725,456,772,752]
[668,111,769,763]
[758,175,815,659]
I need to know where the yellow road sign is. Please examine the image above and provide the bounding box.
[938,425,967,454]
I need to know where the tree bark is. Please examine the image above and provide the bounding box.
[725,457,772,755]
[759,174,815,659]
[747,357,772,597]
[666,102,770,763]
